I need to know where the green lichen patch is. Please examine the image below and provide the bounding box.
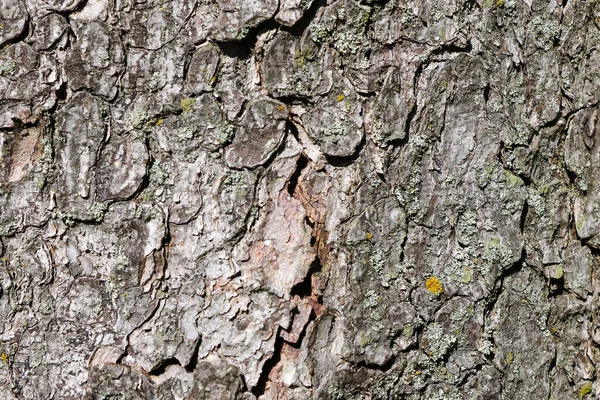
[422,323,456,361]
[86,203,108,222]
[0,59,16,76]
[129,108,149,130]
[218,124,235,146]
[180,98,196,113]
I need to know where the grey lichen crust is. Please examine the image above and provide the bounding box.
[1,0,600,399]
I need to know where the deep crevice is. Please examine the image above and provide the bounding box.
[149,357,181,376]
[287,154,309,196]
[278,93,314,106]
[354,356,395,373]
[392,61,424,149]
[325,133,366,167]
[456,362,487,388]
[564,166,579,191]
[547,271,565,298]
[115,349,128,365]
[539,111,564,131]
[282,0,327,37]
[403,101,418,142]
[51,81,69,111]
[185,337,202,373]
[56,0,90,19]
[215,18,280,60]
[290,257,322,299]
[547,347,557,374]
[519,200,529,233]
[251,329,285,397]
[430,39,473,57]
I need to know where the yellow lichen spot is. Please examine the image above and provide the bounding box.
[553,327,557,332]
[473,258,478,264]
[496,0,504,6]
[506,352,514,365]
[425,276,444,295]
[521,299,527,304]
[1,353,7,363]
[366,232,373,240]
[579,382,593,399]
[156,119,164,126]
[337,94,345,102]
[201,67,207,73]
[278,104,286,111]
[414,370,421,375]
[209,76,216,85]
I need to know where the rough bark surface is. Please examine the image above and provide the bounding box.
[0,0,599,399]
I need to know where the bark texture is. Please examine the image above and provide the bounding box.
[1,0,600,399]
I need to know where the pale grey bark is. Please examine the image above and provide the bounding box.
[0,0,599,399]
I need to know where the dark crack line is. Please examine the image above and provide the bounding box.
[0,11,30,53]
[184,336,202,373]
[149,357,181,376]
[251,327,284,397]
[250,139,327,396]
[324,133,366,167]
[283,0,327,37]
[215,16,280,60]
[117,298,163,367]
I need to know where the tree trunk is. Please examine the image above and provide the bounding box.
[0,0,599,398]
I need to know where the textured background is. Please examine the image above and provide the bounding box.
[1,0,600,399]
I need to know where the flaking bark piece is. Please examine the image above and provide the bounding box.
[225,98,289,169]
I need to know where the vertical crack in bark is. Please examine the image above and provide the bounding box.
[251,328,285,397]
[287,153,308,197]
[251,146,329,396]
[184,335,202,373]
[483,82,490,104]
[519,200,529,234]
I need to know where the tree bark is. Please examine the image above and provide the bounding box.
[0,0,599,399]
